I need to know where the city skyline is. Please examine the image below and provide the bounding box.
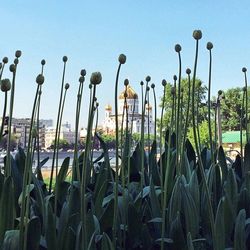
[1,1,250,129]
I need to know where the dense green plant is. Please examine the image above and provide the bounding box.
[0,31,250,250]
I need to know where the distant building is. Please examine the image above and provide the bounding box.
[39,119,53,128]
[45,126,76,149]
[103,85,154,134]
[0,117,46,149]
[222,130,246,158]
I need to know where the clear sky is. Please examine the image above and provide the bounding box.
[1,0,250,129]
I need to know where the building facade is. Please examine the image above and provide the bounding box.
[45,126,76,149]
[1,117,46,149]
[103,85,154,134]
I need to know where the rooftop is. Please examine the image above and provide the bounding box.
[222,131,246,144]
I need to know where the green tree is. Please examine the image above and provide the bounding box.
[160,77,208,130]
[220,87,244,131]
[187,120,215,147]
[50,138,69,150]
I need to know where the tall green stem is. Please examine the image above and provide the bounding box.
[243,69,249,142]
[191,36,215,244]
[113,63,121,248]
[81,84,97,250]
[6,64,18,177]
[159,81,166,209]
[19,85,40,250]
[161,96,174,250]
[49,59,67,193]
[0,92,8,140]
[176,51,182,174]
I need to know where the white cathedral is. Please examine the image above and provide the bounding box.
[103,85,154,134]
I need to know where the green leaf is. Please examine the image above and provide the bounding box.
[149,140,161,186]
[127,203,142,246]
[186,139,196,166]
[62,227,75,250]
[169,212,185,249]
[149,180,161,218]
[234,209,246,250]
[2,230,19,250]
[215,197,225,250]
[187,232,194,250]
[188,170,200,217]
[18,184,34,205]
[95,180,108,218]
[57,157,70,184]
[218,146,228,183]
[224,167,238,218]
[45,196,56,250]
[181,183,199,239]
[101,232,114,250]
[100,198,114,232]
[0,177,15,244]
[244,143,250,174]
[27,216,41,250]
[168,177,182,225]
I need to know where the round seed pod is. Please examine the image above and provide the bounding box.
[198,81,202,87]
[15,50,22,58]
[173,75,177,81]
[140,81,144,86]
[65,83,70,90]
[80,69,86,76]
[41,59,46,65]
[62,56,68,62]
[206,42,213,50]
[124,92,128,98]
[2,57,8,64]
[9,64,16,72]
[96,102,99,107]
[193,30,202,40]
[145,100,148,105]
[218,90,223,96]
[151,83,155,89]
[124,79,129,86]
[0,79,11,92]
[89,83,92,89]
[79,76,85,83]
[242,67,247,73]
[36,74,45,85]
[145,76,151,82]
[186,68,191,75]
[14,58,19,65]
[118,54,126,64]
[31,128,38,138]
[162,79,167,86]
[146,86,150,91]
[175,44,182,52]
[90,72,102,85]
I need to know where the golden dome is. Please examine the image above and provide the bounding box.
[105,104,112,110]
[119,85,138,99]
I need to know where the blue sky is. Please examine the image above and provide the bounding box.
[1,0,250,128]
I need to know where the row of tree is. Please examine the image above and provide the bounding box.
[160,78,246,146]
